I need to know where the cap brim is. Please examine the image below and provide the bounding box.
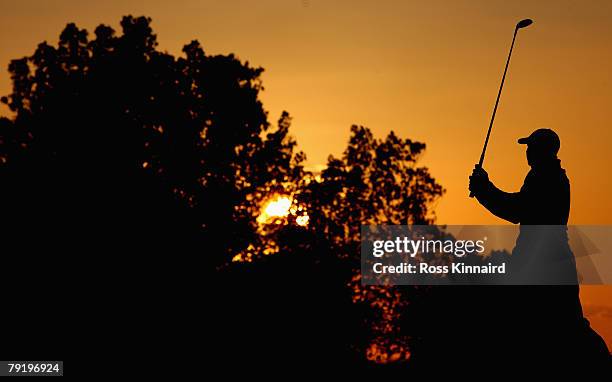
[517,137,530,144]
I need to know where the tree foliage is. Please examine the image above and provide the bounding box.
[0,16,445,366]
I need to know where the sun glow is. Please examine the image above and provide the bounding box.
[256,194,309,227]
[295,214,309,227]
[232,194,310,263]
[257,196,292,224]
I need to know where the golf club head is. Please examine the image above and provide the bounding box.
[516,19,533,29]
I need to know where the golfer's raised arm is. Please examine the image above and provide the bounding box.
[476,184,521,224]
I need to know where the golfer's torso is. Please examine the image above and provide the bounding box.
[517,166,570,225]
[512,166,576,284]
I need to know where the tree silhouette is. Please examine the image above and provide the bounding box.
[237,125,445,364]
[0,15,446,367]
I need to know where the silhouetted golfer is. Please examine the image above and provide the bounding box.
[470,128,568,224]
[468,128,610,368]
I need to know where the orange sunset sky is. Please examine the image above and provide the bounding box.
[1,0,611,348]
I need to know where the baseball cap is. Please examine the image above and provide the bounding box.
[518,128,560,155]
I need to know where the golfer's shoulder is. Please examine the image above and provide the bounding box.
[522,168,568,191]
[521,169,537,187]
[552,165,570,189]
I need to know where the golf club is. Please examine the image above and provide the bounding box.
[470,18,533,198]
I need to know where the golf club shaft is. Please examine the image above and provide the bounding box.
[470,27,520,198]
[479,27,519,167]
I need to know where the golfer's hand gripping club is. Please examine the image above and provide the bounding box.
[469,164,482,198]
[469,164,490,197]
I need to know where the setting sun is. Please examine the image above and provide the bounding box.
[258,195,292,223]
[257,194,309,227]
